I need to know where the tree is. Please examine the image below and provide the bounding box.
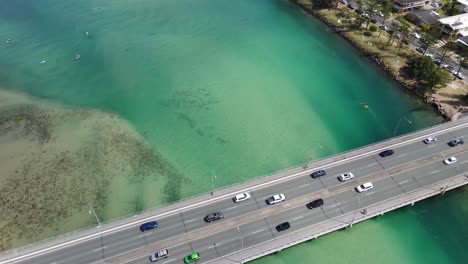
[407,56,451,89]
[441,30,459,64]
[420,25,441,56]
[378,0,393,37]
[312,0,337,9]
[397,24,409,54]
[455,48,468,76]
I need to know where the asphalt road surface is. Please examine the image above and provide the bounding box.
[8,124,468,264]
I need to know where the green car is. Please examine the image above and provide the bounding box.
[184,252,200,263]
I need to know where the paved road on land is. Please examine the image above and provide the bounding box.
[7,123,468,264]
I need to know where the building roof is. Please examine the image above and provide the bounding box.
[408,10,440,25]
[439,13,468,35]
[457,0,468,6]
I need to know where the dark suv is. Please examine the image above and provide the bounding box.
[204,212,224,223]
[306,198,324,209]
[448,138,464,147]
[140,221,158,232]
[379,149,394,157]
[311,170,326,178]
[276,222,290,232]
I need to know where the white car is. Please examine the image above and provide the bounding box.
[150,249,169,262]
[338,172,354,182]
[455,72,465,80]
[423,137,437,144]
[266,194,286,205]
[411,32,421,39]
[444,157,457,165]
[355,182,374,193]
[425,54,434,59]
[233,192,251,203]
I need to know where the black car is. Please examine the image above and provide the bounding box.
[311,170,326,178]
[140,221,158,232]
[434,59,442,66]
[379,149,394,157]
[204,212,224,223]
[448,138,464,147]
[306,199,324,209]
[276,222,291,232]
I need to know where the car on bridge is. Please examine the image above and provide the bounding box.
[444,157,457,165]
[149,249,169,262]
[140,221,158,232]
[306,198,324,209]
[423,137,437,144]
[356,182,374,193]
[379,149,394,157]
[276,222,291,232]
[338,172,354,181]
[204,212,224,223]
[233,192,251,203]
[266,194,286,205]
[448,138,464,147]
[311,170,326,178]
[184,252,200,263]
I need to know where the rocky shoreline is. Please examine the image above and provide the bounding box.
[290,0,465,121]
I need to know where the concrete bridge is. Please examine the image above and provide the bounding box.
[2,119,468,264]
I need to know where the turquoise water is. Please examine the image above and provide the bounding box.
[1,0,466,262]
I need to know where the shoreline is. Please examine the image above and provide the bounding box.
[290,0,464,121]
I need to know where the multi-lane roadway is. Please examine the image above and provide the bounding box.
[4,121,468,264]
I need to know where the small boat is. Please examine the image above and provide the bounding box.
[40,60,46,64]
[75,54,81,60]
[360,103,369,109]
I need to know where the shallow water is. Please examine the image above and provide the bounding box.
[1,0,466,262]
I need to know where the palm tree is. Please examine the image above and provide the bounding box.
[397,25,409,55]
[441,30,459,64]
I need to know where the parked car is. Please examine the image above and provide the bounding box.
[306,198,324,209]
[356,182,374,193]
[149,249,169,262]
[379,25,389,31]
[276,222,291,232]
[140,221,158,232]
[411,32,421,39]
[233,192,251,203]
[184,252,200,264]
[455,72,465,80]
[423,137,437,144]
[448,138,464,147]
[444,157,457,165]
[378,11,384,17]
[266,194,286,205]
[379,149,394,157]
[425,53,434,59]
[362,12,370,19]
[338,172,354,181]
[311,170,326,178]
[433,59,442,66]
[445,65,456,74]
[415,47,424,53]
[204,212,224,223]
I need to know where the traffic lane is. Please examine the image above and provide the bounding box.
[319,159,384,189]
[252,176,324,207]
[237,218,274,249]
[125,242,192,264]
[24,236,103,264]
[181,197,259,232]
[189,228,241,264]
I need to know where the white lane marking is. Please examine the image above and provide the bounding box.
[298,183,311,188]
[364,191,375,196]
[249,229,264,235]
[163,259,176,264]
[367,163,376,167]
[427,145,436,148]
[6,122,468,264]
[430,170,440,174]
[225,206,238,211]
[93,246,107,252]
[208,243,221,249]
[398,153,407,157]
[138,232,152,238]
[461,160,468,164]
[399,180,409,184]
[329,203,340,208]
[185,218,198,223]
[293,215,304,221]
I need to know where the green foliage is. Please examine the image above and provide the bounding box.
[312,0,337,9]
[369,25,377,32]
[363,31,373,37]
[444,0,463,16]
[407,56,451,89]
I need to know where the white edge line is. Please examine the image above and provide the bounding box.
[4,122,468,264]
